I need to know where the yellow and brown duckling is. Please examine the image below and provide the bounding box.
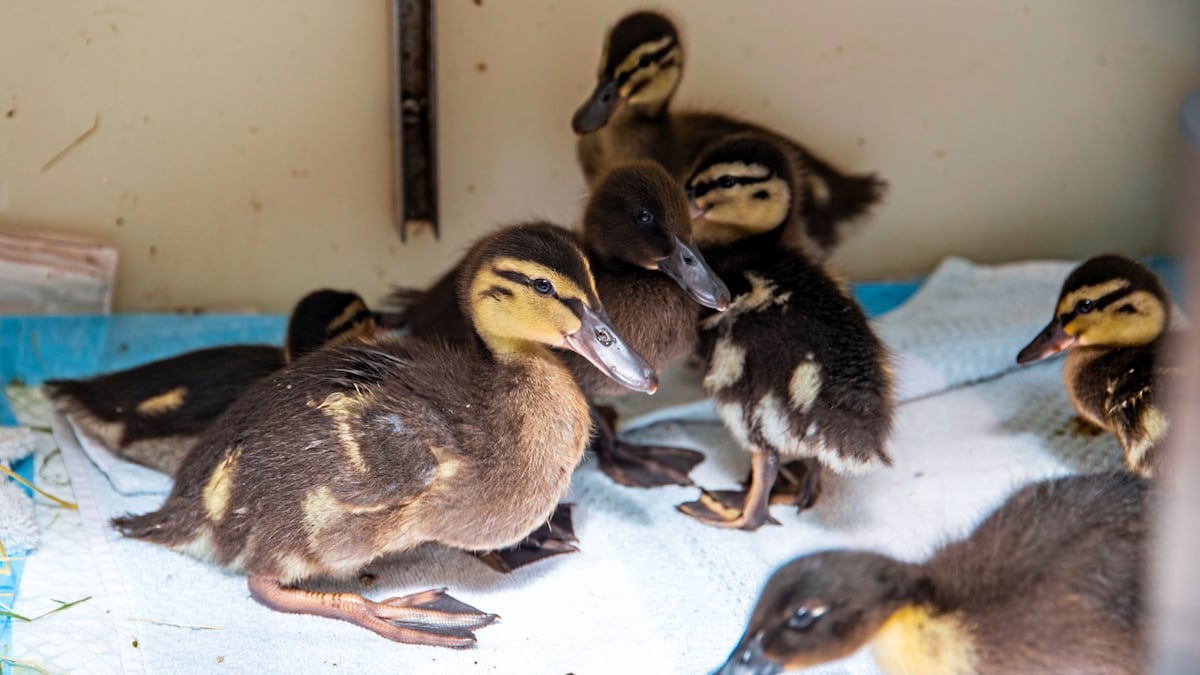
[677,134,894,530]
[1017,255,1181,478]
[113,224,657,648]
[571,10,887,259]
[717,472,1149,674]
[45,289,382,476]
[393,162,731,489]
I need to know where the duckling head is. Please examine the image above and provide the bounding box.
[1017,254,1170,364]
[461,223,658,393]
[716,551,930,675]
[572,11,681,133]
[685,134,797,246]
[285,289,376,362]
[585,161,730,310]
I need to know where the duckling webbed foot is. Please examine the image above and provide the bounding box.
[247,575,497,648]
[592,405,704,488]
[473,503,578,573]
[677,447,781,530]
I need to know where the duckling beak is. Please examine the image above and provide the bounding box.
[657,237,731,311]
[563,305,659,394]
[715,633,781,675]
[571,79,624,134]
[1016,318,1077,365]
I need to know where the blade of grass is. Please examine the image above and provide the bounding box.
[0,596,90,623]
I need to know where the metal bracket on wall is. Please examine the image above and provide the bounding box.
[392,0,438,242]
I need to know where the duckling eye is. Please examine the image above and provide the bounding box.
[718,176,737,189]
[1076,299,1095,314]
[638,54,654,69]
[532,278,554,296]
[635,208,654,224]
[787,606,824,631]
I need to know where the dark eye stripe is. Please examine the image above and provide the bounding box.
[478,286,514,302]
[493,266,598,312]
[560,296,587,318]
[494,268,531,286]
[1061,287,1134,322]
[690,174,770,199]
[615,40,677,87]
[326,308,374,339]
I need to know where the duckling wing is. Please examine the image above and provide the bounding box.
[115,341,451,569]
[700,247,894,474]
[1103,346,1175,476]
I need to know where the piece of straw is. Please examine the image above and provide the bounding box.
[127,616,221,630]
[0,465,76,510]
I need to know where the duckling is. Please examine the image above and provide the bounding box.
[676,134,894,530]
[45,289,381,476]
[571,10,887,259]
[392,162,731,489]
[716,472,1150,674]
[1017,254,1182,477]
[112,224,657,648]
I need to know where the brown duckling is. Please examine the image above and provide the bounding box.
[1017,255,1181,477]
[571,10,886,259]
[717,472,1150,674]
[677,134,894,530]
[393,162,731,489]
[45,289,382,475]
[112,224,657,648]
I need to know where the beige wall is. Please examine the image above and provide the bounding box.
[0,1,1196,312]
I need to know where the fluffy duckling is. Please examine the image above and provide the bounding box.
[394,162,730,489]
[1017,255,1181,477]
[716,472,1149,674]
[113,224,657,648]
[571,10,886,259]
[45,289,381,475]
[677,134,894,530]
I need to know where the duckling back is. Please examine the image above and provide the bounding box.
[919,472,1149,673]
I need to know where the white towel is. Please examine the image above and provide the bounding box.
[0,426,39,554]
[15,258,1131,674]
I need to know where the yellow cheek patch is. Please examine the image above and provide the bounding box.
[136,386,188,416]
[203,446,242,523]
[1066,289,1165,347]
[872,605,977,675]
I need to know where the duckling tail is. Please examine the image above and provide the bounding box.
[800,152,888,256]
[377,285,426,326]
[112,504,198,547]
